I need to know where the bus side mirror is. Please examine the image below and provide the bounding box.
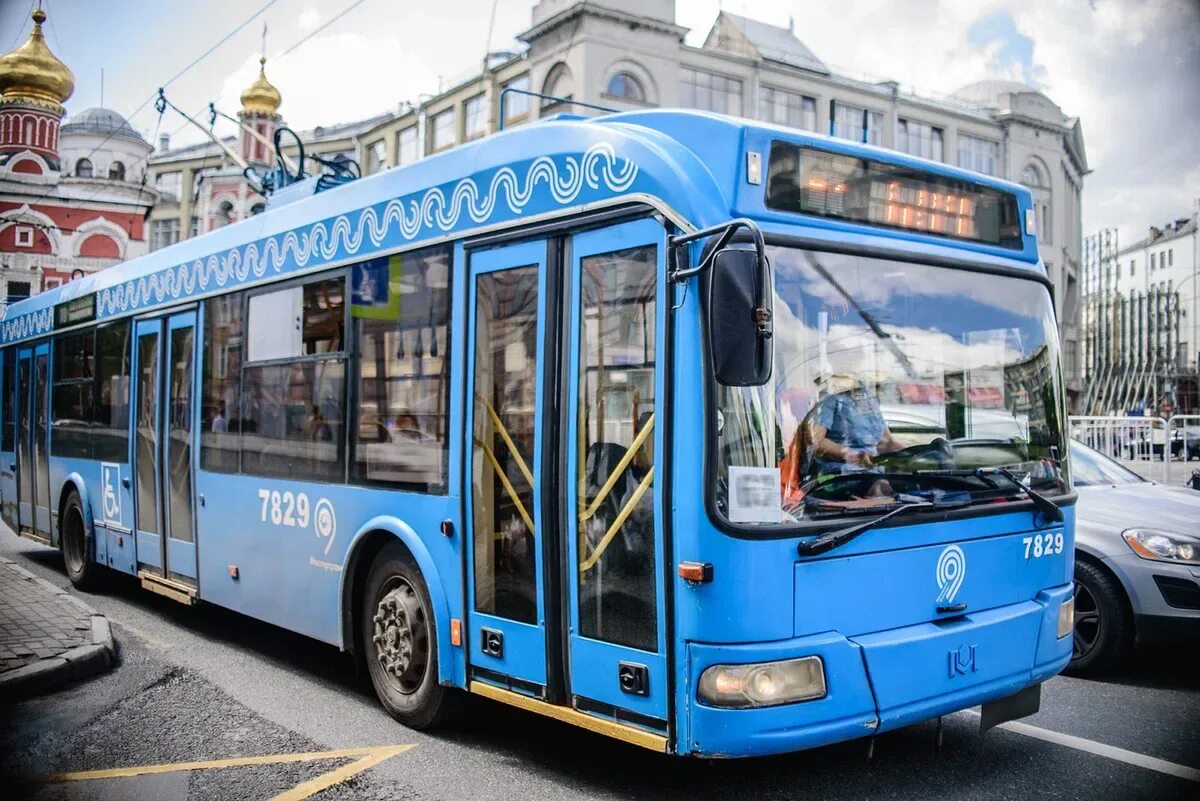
[708,248,772,387]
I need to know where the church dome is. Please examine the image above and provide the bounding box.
[951,79,1041,108]
[61,107,147,144]
[0,9,75,112]
[240,57,282,116]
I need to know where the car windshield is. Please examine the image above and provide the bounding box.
[713,246,1068,526]
[1069,440,1144,486]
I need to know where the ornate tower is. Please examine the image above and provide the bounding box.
[0,8,75,165]
[238,57,282,165]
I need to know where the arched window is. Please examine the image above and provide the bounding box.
[542,62,573,105]
[1021,163,1046,188]
[215,200,235,228]
[108,161,125,181]
[605,72,645,103]
[74,158,93,178]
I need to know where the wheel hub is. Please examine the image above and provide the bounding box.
[372,582,428,693]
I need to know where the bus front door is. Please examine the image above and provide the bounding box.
[564,219,669,728]
[466,240,551,693]
[13,343,51,542]
[132,312,198,589]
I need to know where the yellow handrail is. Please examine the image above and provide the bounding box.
[476,439,535,534]
[481,396,534,488]
[579,413,655,524]
[579,466,653,572]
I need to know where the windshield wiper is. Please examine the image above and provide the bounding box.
[796,498,969,557]
[986,467,1064,523]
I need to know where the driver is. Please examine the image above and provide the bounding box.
[810,374,900,474]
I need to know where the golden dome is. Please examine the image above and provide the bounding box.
[240,57,282,116]
[0,9,75,112]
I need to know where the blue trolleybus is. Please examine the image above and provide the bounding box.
[0,109,1074,757]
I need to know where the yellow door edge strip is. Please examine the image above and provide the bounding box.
[477,439,536,534]
[580,466,654,572]
[580,413,655,524]
[470,680,668,753]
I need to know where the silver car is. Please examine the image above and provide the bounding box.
[1069,439,1200,674]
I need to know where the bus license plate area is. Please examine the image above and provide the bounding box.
[850,601,1042,730]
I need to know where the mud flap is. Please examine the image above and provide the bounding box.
[980,682,1041,732]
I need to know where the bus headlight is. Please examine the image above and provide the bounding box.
[1058,595,1074,639]
[697,656,826,708]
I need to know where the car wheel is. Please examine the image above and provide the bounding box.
[1066,558,1131,676]
[361,541,460,730]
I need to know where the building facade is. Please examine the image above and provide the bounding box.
[145,0,1087,396]
[1082,214,1200,414]
[0,9,155,311]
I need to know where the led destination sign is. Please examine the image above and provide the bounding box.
[765,142,1023,249]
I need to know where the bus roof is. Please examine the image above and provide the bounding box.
[2,109,1039,346]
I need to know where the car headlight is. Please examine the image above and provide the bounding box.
[1122,529,1200,564]
[697,656,826,709]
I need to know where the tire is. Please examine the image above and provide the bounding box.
[361,541,459,729]
[60,489,103,592]
[1065,558,1131,676]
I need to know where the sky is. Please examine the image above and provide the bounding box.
[3,0,1198,247]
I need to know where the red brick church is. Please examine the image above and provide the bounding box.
[0,8,155,309]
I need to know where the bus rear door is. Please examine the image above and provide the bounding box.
[131,312,199,593]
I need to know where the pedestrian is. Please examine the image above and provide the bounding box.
[1188,469,1200,492]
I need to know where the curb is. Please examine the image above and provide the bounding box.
[0,558,117,699]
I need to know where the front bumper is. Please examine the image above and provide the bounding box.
[683,584,1072,758]
[1101,553,1200,645]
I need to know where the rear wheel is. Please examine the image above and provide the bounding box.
[1066,558,1130,675]
[361,541,459,729]
[61,489,102,591]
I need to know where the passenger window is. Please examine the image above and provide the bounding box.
[576,245,658,652]
[93,321,131,462]
[240,275,347,482]
[51,332,96,458]
[472,266,540,624]
[1,350,14,452]
[351,245,452,492]
[201,292,245,472]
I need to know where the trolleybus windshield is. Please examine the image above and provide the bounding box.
[713,247,1067,527]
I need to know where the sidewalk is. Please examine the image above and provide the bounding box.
[0,555,115,698]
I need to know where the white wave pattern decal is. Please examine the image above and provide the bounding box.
[95,144,638,318]
[1,308,53,343]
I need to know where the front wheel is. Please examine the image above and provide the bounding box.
[1065,558,1131,676]
[361,542,459,729]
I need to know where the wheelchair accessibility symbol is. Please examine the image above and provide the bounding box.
[100,462,122,524]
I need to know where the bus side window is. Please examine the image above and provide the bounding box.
[201,291,245,473]
[1,349,14,453]
[349,244,452,494]
[241,276,348,483]
[93,320,131,463]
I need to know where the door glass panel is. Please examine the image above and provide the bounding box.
[576,245,658,651]
[472,267,540,624]
[136,333,159,535]
[167,326,194,543]
[34,353,49,511]
[17,359,31,504]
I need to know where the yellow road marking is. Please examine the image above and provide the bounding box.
[40,744,415,801]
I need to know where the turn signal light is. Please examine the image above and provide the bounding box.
[678,562,713,583]
[450,618,462,647]
[1057,595,1074,639]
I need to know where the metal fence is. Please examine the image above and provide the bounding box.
[1069,414,1200,484]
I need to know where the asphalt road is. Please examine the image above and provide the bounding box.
[1,530,1197,801]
